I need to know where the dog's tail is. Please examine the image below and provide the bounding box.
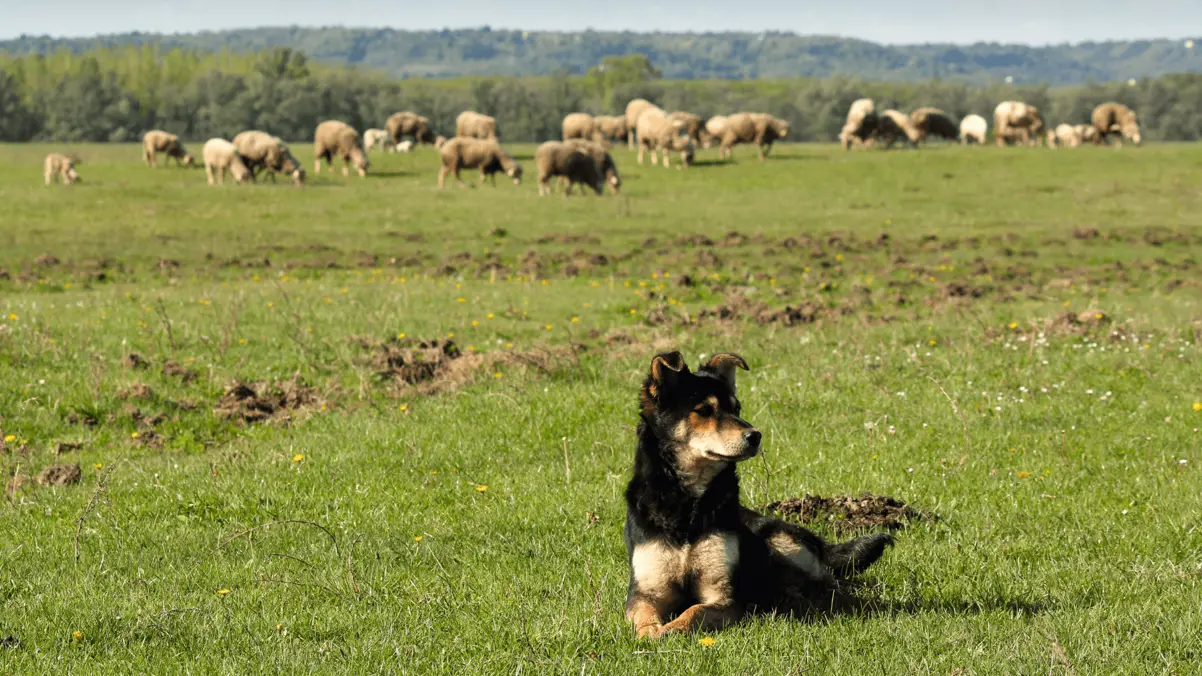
[825,533,893,578]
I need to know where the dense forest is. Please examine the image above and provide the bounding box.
[2,28,1201,84]
[2,47,1201,144]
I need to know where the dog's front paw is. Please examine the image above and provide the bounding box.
[636,623,665,640]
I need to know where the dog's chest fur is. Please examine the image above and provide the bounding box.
[630,532,739,605]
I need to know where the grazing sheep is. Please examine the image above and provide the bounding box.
[839,99,878,149]
[314,120,370,177]
[232,131,305,186]
[535,141,604,197]
[910,108,959,143]
[718,112,789,161]
[959,114,988,145]
[703,116,729,148]
[1052,123,1082,148]
[142,130,194,168]
[363,129,391,152]
[395,140,414,153]
[993,101,1045,147]
[565,139,621,194]
[877,110,921,148]
[43,153,80,186]
[624,99,660,149]
[636,108,694,168]
[456,111,499,140]
[202,139,251,186]
[594,116,629,144]
[437,137,522,189]
[385,112,439,146]
[666,111,707,145]
[1075,124,1100,144]
[1091,102,1141,147]
[563,113,604,142]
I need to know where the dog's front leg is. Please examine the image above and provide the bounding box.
[656,602,743,636]
[626,597,666,639]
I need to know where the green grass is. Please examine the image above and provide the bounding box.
[2,141,1201,673]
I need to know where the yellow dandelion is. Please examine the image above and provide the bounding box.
[399,404,408,412]
[1192,402,1202,412]
[276,623,284,633]
[1008,321,1018,329]
[476,485,488,492]
[698,637,716,647]
[928,339,937,346]
[72,631,82,641]
[397,332,406,339]
[341,288,348,294]
[447,332,455,338]
[472,320,480,326]
[544,324,552,330]
[571,316,580,323]
[630,309,637,315]
[3,434,14,443]
[1016,471,1031,479]
[7,314,16,320]
[494,372,503,379]
[268,302,274,308]
[216,589,231,596]
[486,313,494,319]
[457,297,467,303]
[292,454,304,463]
[93,463,103,470]
[414,535,423,542]
[130,432,139,439]
[323,297,332,303]
[505,343,513,348]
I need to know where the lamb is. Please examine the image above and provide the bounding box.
[839,99,878,149]
[456,111,499,140]
[142,130,194,168]
[202,139,251,186]
[314,120,370,177]
[959,114,988,145]
[363,128,391,152]
[636,108,694,168]
[395,140,414,153]
[437,137,522,189]
[535,141,604,197]
[232,131,305,185]
[718,112,789,161]
[43,153,80,186]
[1052,123,1082,148]
[564,139,621,194]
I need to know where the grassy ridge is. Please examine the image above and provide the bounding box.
[1,142,1201,672]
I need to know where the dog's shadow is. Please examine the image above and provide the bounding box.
[763,582,1049,625]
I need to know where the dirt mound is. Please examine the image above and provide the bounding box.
[36,463,82,487]
[121,352,149,369]
[118,382,154,400]
[34,253,60,266]
[765,494,930,535]
[55,441,83,455]
[214,376,319,425]
[359,337,576,395]
[162,360,198,383]
[695,293,824,327]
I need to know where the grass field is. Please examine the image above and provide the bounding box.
[2,140,1201,673]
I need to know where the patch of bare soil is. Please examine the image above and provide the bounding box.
[34,253,60,266]
[214,376,320,425]
[765,494,930,536]
[692,293,825,327]
[162,360,198,383]
[118,382,155,400]
[36,463,81,487]
[55,441,83,455]
[121,352,149,369]
[358,337,577,395]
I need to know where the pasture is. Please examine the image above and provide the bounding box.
[1,141,1201,673]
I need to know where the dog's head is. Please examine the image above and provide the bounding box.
[640,351,761,469]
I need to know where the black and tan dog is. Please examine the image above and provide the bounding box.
[624,351,893,639]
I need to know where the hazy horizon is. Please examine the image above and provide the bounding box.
[3,0,1199,46]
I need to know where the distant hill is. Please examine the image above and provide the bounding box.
[3,28,1200,84]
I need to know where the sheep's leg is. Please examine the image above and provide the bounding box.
[637,144,645,166]
[206,165,215,186]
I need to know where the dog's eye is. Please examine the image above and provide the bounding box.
[694,404,715,417]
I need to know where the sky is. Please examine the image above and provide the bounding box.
[2,0,1199,45]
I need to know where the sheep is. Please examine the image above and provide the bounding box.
[437,137,522,189]
[385,112,440,146]
[959,114,988,145]
[142,130,194,168]
[718,112,789,161]
[44,153,80,186]
[636,108,694,168]
[456,111,499,140]
[565,139,621,194]
[993,101,1045,147]
[202,139,251,186]
[232,131,305,186]
[666,111,707,145]
[624,99,660,149]
[395,140,414,153]
[563,113,604,142]
[535,141,604,197]
[839,99,878,149]
[594,116,629,144]
[363,128,391,152]
[314,120,370,177]
[1075,124,1100,144]
[877,110,921,148]
[1052,123,1082,148]
[1091,102,1141,147]
[703,116,729,148]
[910,108,959,143]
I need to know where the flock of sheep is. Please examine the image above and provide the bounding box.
[839,99,1142,149]
[39,97,1141,189]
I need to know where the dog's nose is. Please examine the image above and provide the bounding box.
[743,430,762,447]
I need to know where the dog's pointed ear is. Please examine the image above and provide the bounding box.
[701,352,749,391]
[648,351,688,399]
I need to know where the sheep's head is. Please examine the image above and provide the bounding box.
[1122,122,1142,146]
[772,119,790,138]
[506,161,523,185]
[352,149,370,173]
[181,154,195,167]
[291,168,306,186]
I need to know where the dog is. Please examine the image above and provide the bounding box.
[623,351,894,639]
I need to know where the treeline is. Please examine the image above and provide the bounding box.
[2,46,1202,144]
